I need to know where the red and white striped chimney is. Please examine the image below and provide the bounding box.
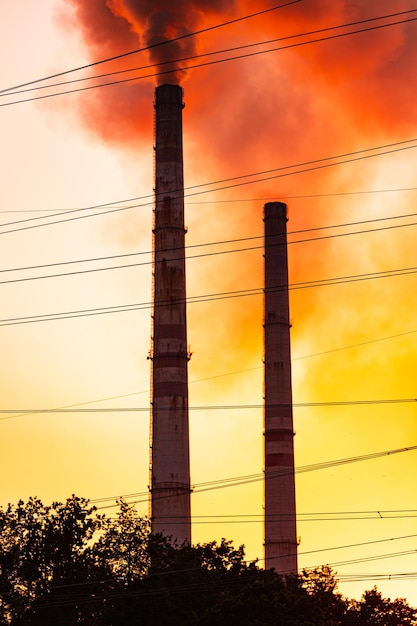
[263,201,297,573]
[149,84,191,544]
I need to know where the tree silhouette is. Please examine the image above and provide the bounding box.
[346,586,417,625]
[0,496,415,625]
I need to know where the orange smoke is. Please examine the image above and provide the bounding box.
[108,0,237,83]
[62,0,417,161]
[61,0,417,350]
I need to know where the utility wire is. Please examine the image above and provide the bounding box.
[1,532,413,599]
[1,183,416,236]
[2,11,417,106]
[21,558,417,611]
[94,508,417,521]
[2,186,417,214]
[3,9,415,98]
[0,264,415,327]
[0,212,415,283]
[0,218,415,286]
[293,328,417,361]
[0,1,301,95]
[336,572,417,583]
[1,321,415,422]
[36,446,417,512]
[168,514,417,524]
[86,445,417,511]
[0,398,415,414]
[184,322,417,377]
[22,560,417,612]
[0,138,416,235]
[311,549,417,570]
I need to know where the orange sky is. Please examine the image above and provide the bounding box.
[0,0,416,607]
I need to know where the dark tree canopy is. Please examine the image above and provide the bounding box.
[0,496,415,625]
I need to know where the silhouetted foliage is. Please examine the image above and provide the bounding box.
[299,565,348,624]
[345,586,417,625]
[0,496,415,625]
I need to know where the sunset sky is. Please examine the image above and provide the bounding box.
[1,0,416,607]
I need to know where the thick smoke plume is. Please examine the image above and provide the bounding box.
[63,0,417,156]
[63,0,236,143]
[62,0,417,313]
[108,0,236,84]
[62,0,417,331]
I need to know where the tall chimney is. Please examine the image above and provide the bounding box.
[263,202,297,573]
[149,84,191,544]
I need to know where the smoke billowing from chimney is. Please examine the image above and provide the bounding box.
[73,0,235,85]
[64,0,417,155]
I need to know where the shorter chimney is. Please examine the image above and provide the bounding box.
[263,202,297,574]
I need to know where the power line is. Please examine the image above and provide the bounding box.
[310,549,417,571]
[212,186,417,202]
[2,318,415,422]
[0,492,410,609]
[336,572,417,583]
[0,264,415,327]
[187,514,417,524]
[88,445,417,511]
[185,142,417,198]
[27,568,417,604]
[0,527,412,602]
[92,507,417,521]
[0,398,415,414]
[0,0,301,95]
[293,328,417,360]
[22,560,417,612]
[1,138,416,235]
[12,447,417,517]
[6,211,417,269]
[0,213,416,284]
[1,508,409,601]
[2,186,417,214]
[20,560,417,612]
[184,323,417,374]
[0,196,152,232]
[2,11,417,106]
[4,9,415,99]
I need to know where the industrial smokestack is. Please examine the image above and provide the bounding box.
[263,202,297,574]
[149,84,191,544]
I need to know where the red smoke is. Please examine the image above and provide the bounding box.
[108,0,237,83]
[62,0,417,158]
[61,0,417,308]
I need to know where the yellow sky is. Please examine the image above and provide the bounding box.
[0,0,416,607]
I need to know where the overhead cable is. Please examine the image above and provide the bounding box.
[59,445,417,509]
[2,11,416,106]
[2,186,417,214]
[0,138,416,235]
[0,398,415,414]
[0,264,415,326]
[0,213,416,284]
[2,9,415,99]
[0,0,302,95]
